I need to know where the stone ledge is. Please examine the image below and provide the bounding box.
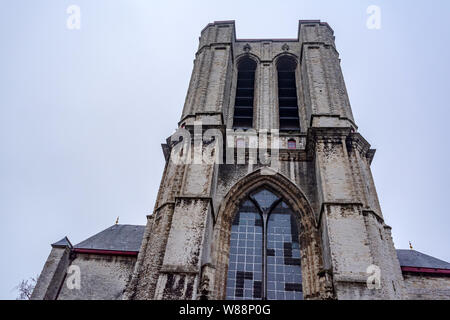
[298,20,334,35]
[160,264,199,275]
[318,202,364,227]
[196,42,232,56]
[333,272,368,284]
[362,209,384,224]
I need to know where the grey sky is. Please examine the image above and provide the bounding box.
[1,0,449,299]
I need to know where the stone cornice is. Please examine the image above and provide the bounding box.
[306,127,376,164]
[362,209,385,225]
[178,112,225,127]
[201,20,236,33]
[367,149,376,165]
[160,264,199,275]
[317,201,364,227]
[346,133,377,164]
[175,196,216,223]
[309,127,352,139]
[347,132,371,154]
[309,114,358,130]
[306,127,352,158]
[196,42,232,56]
[298,20,334,35]
[153,201,175,216]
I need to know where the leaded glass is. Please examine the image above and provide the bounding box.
[266,201,303,300]
[251,189,279,211]
[226,200,263,300]
[225,189,303,300]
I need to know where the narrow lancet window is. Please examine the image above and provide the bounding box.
[233,58,256,129]
[277,57,300,131]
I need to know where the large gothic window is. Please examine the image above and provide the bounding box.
[233,58,256,129]
[226,189,303,300]
[277,56,300,131]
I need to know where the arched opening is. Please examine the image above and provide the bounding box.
[287,139,296,149]
[211,170,326,300]
[233,57,257,129]
[277,56,300,131]
[226,188,303,300]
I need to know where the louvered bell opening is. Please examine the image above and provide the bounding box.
[233,58,256,129]
[277,57,300,131]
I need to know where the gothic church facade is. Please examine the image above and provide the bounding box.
[32,21,450,300]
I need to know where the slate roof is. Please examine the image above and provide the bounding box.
[69,224,450,270]
[396,249,450,270]
[52,236,72,248]
[74,224,145,252]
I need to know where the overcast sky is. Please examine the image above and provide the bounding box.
[1,0,449,299]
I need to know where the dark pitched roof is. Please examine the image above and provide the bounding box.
[74,224,145,252]
[52,236,72,248]
[396,249,450,270]
[71,225,450,268]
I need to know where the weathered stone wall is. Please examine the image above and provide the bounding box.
[214,159,318,222]
[181,21,235,127]
[298,21,355,128]
[123,160,185,299]
[33,20,449,300]
[56,253,136,300]
[31,247,71,300]
[403,274,450,300]
[125,20,411,300]
[311,129,406,299]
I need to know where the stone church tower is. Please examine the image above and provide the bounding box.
[32,20,450,301]
[121,20,405,300]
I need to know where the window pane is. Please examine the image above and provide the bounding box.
[251,189,279,211]
[288,139,296,149]
[266,201,303,300]
[226,200,263,300]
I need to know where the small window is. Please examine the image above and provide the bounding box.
[277,56,300,131]
[288,139,296,149]
[225,189,303,300]
[233,58,256,129]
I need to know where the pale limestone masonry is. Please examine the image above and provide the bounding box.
[31,239,72,300]
[32,225,143,300]
[57,253,135,300]
[403,274,450,300]
[32,20,450,300]
[124,20,406,300]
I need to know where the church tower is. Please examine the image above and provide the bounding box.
[123,20,405,300]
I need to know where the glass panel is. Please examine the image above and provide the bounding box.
[251,189,279,212]
[266,201,303,300]
[226,200,263,300]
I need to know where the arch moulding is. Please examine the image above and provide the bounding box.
[209,169,334,300]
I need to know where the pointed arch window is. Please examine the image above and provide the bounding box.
[277,56,300,131]
[233,58,256,129]
[226,189,303,300]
